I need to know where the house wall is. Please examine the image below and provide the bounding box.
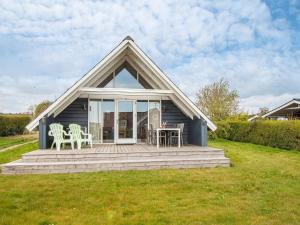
[188,118,208,146]
[41,98,88,148]
[52,98,89,129]
[39,98,208,149]
[161,100,207,146]
[161,100,192,144]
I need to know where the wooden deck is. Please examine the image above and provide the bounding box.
[1,144,230,174]
[27,144,222,154]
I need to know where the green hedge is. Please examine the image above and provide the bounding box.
[212,120,300,150]
[0,115,31,136]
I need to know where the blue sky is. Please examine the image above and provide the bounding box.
[0,0,299,113]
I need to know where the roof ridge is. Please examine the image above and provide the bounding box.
[123,35,134,42]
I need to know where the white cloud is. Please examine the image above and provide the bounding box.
[228,23,254,43]
[0,75,75,113]
[169,48,300,109]
[0,0,299,113]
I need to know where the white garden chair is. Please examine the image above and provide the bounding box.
[48,123,74,151]
[69,124,93,150]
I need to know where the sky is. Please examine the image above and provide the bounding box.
[0,0,300,114]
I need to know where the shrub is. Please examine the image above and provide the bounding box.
[0,115,31,136]
[213,120,300,151]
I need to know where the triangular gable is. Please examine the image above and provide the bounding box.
[26,36,216,131]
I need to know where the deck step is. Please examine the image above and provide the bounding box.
[21,150,225,162]
[1,146,230,174]
[1,157,230,174]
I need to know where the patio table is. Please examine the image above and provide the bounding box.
[156,128,181,148]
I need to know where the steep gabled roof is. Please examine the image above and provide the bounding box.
[26,36,216,131]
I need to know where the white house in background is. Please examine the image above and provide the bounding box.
[248,98,300,121]
[26,36,216,149]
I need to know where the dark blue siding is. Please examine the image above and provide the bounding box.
[39,117,47,149]
[188,118,208,146]
[40,98,88,149]
[161,100,208,146]
[161,100,192,144]
[52,98,88,129]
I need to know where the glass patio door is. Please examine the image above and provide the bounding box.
[89,99,115,143]
[116,100,136,144]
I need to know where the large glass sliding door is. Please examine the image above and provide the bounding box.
[89,99,161,144]
[116,100,136,144]
[89,99,114,143]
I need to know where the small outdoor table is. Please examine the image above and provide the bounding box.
[156,128,181,148]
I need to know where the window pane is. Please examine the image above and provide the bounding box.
[137,100,148,142]
[89,100,101,143]
[98,62,152,89]
[118,101,133,139]
[114,68,143,88]
[102,100,114,143]
[149,101,160,129]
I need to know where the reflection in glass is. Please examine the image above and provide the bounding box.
[89,100,101,143]
[98,62,152,89]
[149,101,160,129]
[118,101,133,139]
[137,101,148,142]
[115,68,143,89]
[102,100,114,143]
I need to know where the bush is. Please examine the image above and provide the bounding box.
[0,115,31,136]
[212,120,300,151]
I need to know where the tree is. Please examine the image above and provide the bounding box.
[32,100,52,119]
[196,78,239,121]
[258,107,269,116]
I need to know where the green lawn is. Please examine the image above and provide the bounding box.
[0,134,37,150]
[0,142,38,164]
[0,139,299,225]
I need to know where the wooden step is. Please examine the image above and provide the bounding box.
[2,157,230,174]
[21,149,225,162]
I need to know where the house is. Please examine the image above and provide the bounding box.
[248,98,300,121]
[2,37,230,174]
[26,36,216,148]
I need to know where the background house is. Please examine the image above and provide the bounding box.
[248,98,300,121]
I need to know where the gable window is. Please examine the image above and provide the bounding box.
[98,62,152,89]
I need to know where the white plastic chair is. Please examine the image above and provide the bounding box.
[69,124,93,150]
[48,123,74,151]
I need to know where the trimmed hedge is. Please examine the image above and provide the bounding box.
[0,115,31,136]
[212,120,300,151]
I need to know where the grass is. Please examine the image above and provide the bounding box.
[0,133,38,150]
[0,142,38,164]
[0,139,299,225]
